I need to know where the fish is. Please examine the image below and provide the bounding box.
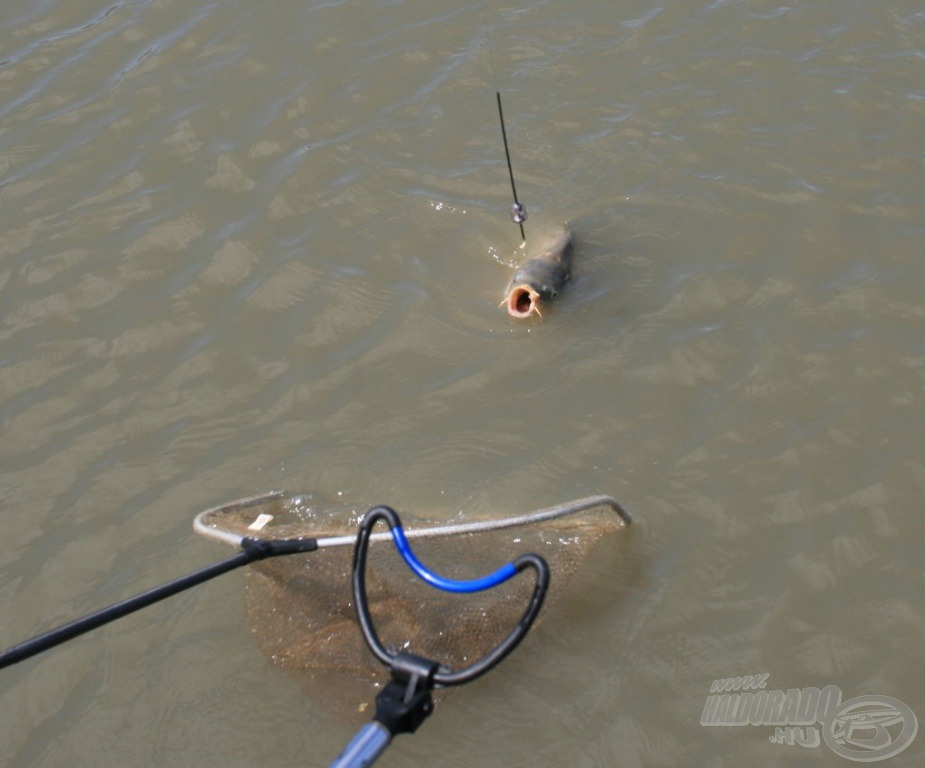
[501,228,573,318]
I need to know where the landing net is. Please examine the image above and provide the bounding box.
[194,493,630,681]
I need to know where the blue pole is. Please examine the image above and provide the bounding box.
[327,723,391,768]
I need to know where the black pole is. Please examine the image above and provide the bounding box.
[0,536,317,670]
[496,91,526,242]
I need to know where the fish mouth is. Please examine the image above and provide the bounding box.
[504,285,542,318]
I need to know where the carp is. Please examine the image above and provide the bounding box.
[501,229,573,319]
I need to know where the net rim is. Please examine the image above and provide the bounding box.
[192,492,631,549]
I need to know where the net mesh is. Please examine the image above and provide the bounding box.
[196,493,629,684]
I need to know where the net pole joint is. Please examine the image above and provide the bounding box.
[374,652,440,737]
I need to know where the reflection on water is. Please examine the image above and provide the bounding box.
[1,0,923,765]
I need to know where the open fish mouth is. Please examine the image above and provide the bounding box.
[501,227,572,320]
[504,284,542,318]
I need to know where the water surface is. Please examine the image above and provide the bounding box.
[1,0,924,765]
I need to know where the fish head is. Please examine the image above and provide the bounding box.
[503,283,543,318]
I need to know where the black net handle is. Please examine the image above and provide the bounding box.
[0,536,318,670]
[351,505,550,687]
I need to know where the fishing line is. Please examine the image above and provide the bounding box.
[497,92,527,242]
[479,2,527,243]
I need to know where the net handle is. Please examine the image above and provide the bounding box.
[351,505,550,687]
[0,536,317,670]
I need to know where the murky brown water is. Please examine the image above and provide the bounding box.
[2,0,924,765]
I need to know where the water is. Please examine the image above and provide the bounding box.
[2,0,923,765]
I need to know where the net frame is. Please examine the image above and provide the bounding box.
[193,491,631,549]
[192,492,631,687]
